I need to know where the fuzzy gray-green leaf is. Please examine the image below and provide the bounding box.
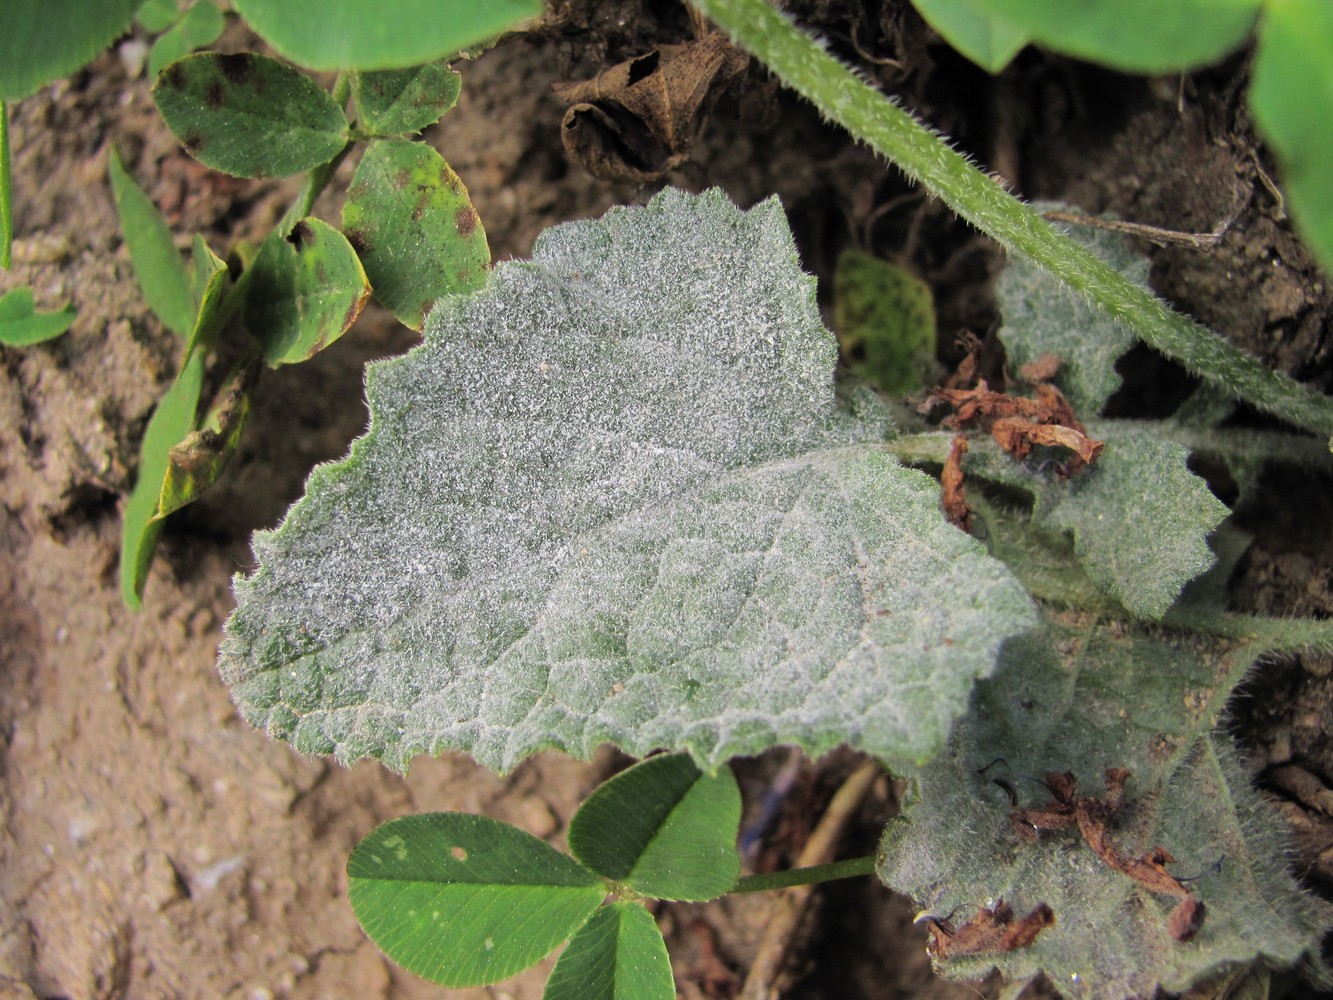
[877,593,1333,998]
[1040,429,1228,619]
[220,189,1035,773]
[997,209,1147,416]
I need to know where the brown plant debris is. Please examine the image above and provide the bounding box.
[553,32,747,183]
[1010,767,1206,941]
[924,351,1104,527]
[926,377,1104,478]
[941,434,971,530]
[919,899,1056,959]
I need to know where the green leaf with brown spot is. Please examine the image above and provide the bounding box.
[159,353,260,519]
[342,139,488,330]
[348,813,605,987]
[245,217,370,364]
[832,249,937,396]
[352,63,462,137]
[152,52,350,178]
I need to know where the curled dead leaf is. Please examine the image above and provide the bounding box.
[921,899,1055,959]
[941,434,971,529]
[1018,352,1062,384]
[553,33,747,183]
[1011,767,1206,941]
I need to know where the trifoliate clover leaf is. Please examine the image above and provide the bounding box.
[219,188,1036,773]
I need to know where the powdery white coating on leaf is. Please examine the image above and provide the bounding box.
[220,188,1035,772]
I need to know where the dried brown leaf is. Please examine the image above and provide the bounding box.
[1018,352,1062,384]
[924,899,1055,959]
[553,33,746,183]
[941,434,971,530]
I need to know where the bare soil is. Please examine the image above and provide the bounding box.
[1,3,1330,998]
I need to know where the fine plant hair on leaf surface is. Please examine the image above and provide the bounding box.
[996,205,1146,417]
[219,188,1036,773]
[877,501,1333,998]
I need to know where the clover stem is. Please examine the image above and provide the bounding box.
[729,854,878,893]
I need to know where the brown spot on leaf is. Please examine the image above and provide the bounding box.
[206,79,225,109]
[286,221,314,251]
[345,229,370,256]
[1168,895,1206,942]
[217,52,256,85]
[163,62,186,91]
[454,206,478,237]
[182,133,206,154]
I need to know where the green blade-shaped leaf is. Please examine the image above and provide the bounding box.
[109,148,196,337]
[569,753,741,901]
[1251,0,1333,277]
[952,0,1260,74]
[997,206,1147,416]
[909,0,1029,72]
[148,1,227,81]
[152,52,349,178]
[878,608,1333,998]
[832,249,936,396]
[341,139,489,329]
[0,287,75,346]
[347,813,605,988]
[121,350,206,609]
[230,0,541,71]
[0,0,139,101]
[184,233,228,362]
[244,218,370,364]
[352,63,462,137]
[2,103,11,269]
[543,902,675,1000]
[159,353,259,519]
[219,188,1036,773]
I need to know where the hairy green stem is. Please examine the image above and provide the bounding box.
[692,0,1333,442]
[729,854,877,893]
